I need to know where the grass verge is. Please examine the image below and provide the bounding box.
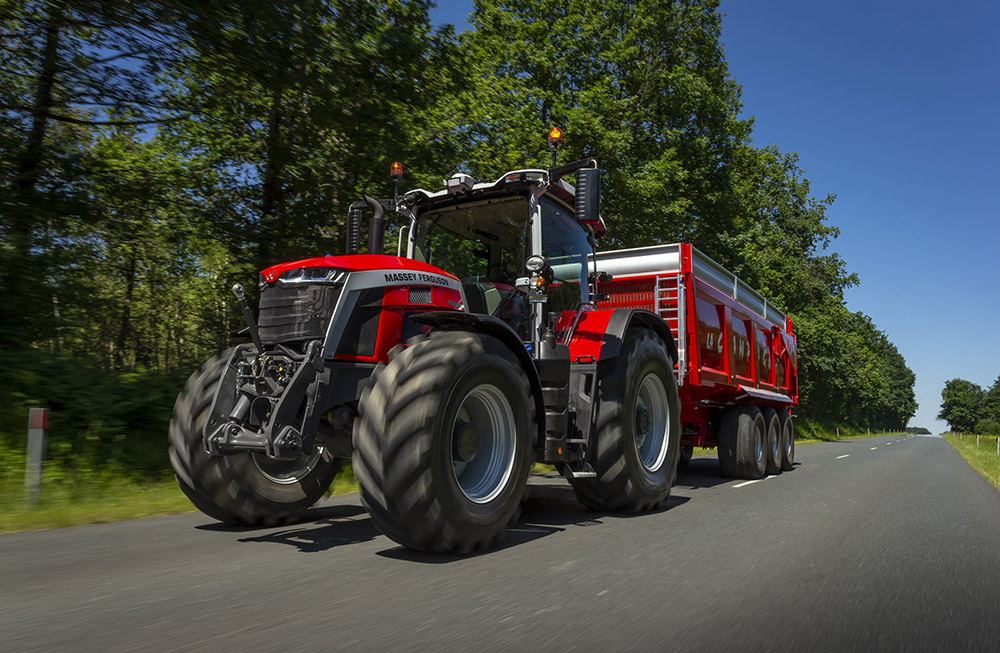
[0,467,363,535]
[941,432,1000,491]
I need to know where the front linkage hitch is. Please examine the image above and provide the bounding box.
[202,285,330,461]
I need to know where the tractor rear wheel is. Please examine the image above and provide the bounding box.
[717,406,767,480]
[353,331,533,554]
[168,349,342,526]
[569,327,680,513]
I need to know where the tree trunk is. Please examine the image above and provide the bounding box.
[257,85,284,265]
[0,5,62,351]
[114,251,138,369]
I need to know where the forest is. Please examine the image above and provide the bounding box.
[0,0,917,482]
[939,377,1000,435]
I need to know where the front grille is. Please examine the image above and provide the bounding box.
[258,283,343,344]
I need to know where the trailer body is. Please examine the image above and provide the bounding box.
[593,243,798,449]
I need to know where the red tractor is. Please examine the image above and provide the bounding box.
[170,133,795,553]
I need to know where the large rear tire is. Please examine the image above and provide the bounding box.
[168,349,342,527]
[779,410,795,471]
[353,331,533,554]
[762,408,782,475]
[717,406,767,480]
[569,327,681,513]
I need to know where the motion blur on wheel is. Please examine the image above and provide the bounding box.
[170,129,797,551]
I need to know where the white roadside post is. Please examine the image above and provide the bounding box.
[25,408,48,506]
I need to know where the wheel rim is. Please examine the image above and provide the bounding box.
[785,424,793,457]
[634,373,670,472]
[451,384,517,504]
[252,446,325,485]
[771,424,779,460]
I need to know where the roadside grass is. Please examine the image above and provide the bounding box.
[793,417,907,442]
[942,432,1000,491]
[0,423,914,535]
[0,465,363,535]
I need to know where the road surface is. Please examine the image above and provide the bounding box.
[2,434,999,651]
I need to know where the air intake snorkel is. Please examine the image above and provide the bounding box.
[345,195,386,255]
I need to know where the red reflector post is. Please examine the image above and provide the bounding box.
[29,408,48,430]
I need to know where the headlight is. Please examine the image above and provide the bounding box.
[278,267,343,284]
[525,255,548,272]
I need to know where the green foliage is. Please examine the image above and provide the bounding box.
[794,303,916,429]
[0,351,187,482]
[938,378,984,433]
[0,0,917,488]
[975,418,1000,436]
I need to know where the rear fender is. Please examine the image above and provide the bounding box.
[411,311,546,450]
[568,308,678,364]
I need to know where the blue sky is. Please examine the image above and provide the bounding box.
[429,1,1000,432]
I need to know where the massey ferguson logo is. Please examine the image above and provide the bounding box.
[384,271,451,286]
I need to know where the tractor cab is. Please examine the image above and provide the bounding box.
[394,155,605,346]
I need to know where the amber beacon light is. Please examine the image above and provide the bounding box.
[547,127,563,149]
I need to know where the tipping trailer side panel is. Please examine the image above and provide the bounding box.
[593,243,798,448]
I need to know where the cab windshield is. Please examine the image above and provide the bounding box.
[413,196,530,335]
[411,192,591,336]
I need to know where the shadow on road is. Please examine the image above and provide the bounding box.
[377,481,692,564]
[235,506,379,553]
[675,458,732,489]
[192,473,695,559]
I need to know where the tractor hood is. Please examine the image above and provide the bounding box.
[260,255,460,284]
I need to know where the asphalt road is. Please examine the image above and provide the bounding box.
[3,434,1000,652]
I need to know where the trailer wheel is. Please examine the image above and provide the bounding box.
[168,349,342,527]
[353,331,533,554]
[779,410,795,471]
[762,408,782,475]
[678,445,694,467]
[717,406,767,480]
[570,327,680,513]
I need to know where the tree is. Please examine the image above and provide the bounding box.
[0,0,189,351]
[938,379,983,433]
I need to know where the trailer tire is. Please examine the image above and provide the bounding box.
[570,328,680,513]
[353,331,533,554]
[717,406,767,480]
[779,410,795,471]
[168,349,342,527]
[678,445,694,467]
[762,408,782,475]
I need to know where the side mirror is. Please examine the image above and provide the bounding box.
[575,168,601,226]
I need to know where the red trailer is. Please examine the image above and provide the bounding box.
[593,243,798,477]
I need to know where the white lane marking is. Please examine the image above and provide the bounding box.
[870,447,878,450]
[837,454,849,459]
[733,479,763,488]
[886,443,892,446]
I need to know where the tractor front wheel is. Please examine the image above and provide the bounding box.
[168,349,342,527]
[353,331,533,554]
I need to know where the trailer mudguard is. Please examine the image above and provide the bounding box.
[410,311,547,449]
